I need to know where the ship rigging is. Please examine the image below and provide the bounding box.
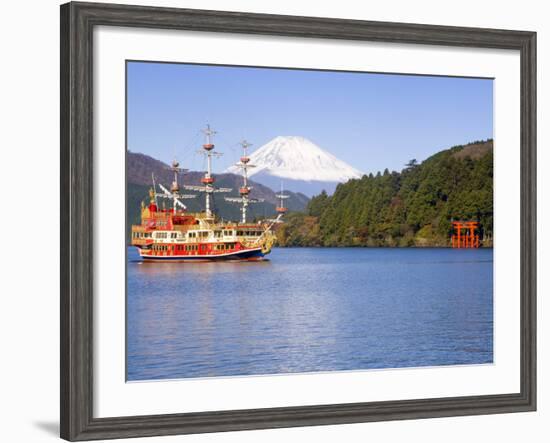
[225,140,264,223]
[130,125,283,262]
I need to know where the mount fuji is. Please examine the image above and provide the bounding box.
[226,136,363,196]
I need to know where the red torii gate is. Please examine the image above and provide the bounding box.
[451,221,480,248]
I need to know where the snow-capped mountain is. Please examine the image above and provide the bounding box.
[226,136,362,196]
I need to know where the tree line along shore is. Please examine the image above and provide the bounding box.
[275,139,493,248]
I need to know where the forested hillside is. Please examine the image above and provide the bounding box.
[276,140,493,247]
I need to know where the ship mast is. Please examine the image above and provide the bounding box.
[168,159,196,213]
[184,124,231,219]
[202,124,217,217]
[275,182,289,215]
[153,160,196,213]
[239,140,253,224]
[225,140,263,223]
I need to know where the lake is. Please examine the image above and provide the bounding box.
[127,247,493,381]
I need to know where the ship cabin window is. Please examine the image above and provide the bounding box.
[237,230,261,237]
[170,232,177,239]
[223,230,233,236]
[214,231,222,238]
[188,232,196,238]
[199,231,208,238]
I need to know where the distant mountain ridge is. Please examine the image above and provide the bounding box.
[127,151,309,208]
[126,152,309,234]
[226,136,363,196]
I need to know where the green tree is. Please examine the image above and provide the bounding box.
[277,140,493,248]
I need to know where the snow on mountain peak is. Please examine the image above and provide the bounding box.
[226,136,363,182]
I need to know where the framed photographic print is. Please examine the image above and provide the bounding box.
[60,1,536,441]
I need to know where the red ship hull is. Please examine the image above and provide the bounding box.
[137,245,266,262]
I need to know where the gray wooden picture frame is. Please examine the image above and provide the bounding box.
[60,2,536,440]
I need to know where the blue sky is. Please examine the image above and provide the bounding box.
[127,61,493,175]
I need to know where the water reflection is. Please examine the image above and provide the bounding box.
[127,247,493,380]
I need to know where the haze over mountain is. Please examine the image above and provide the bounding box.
[226,136,363,196]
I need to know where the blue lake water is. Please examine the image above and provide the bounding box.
[127,247,493,381]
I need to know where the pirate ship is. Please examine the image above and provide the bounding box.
[130,125,286,262]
